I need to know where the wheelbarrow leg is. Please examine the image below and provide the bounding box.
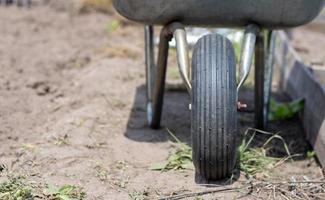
[237,24,259,93]
[172,24,192,94]
[255,30,276,129]
[145,25,172,129]
[255,31,266,129]
[263,31,276,126]
[145,25,155,125]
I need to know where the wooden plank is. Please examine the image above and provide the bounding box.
[275,31,325,167]
[310,66,325,87]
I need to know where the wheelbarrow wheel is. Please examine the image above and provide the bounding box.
[192,34,238,180]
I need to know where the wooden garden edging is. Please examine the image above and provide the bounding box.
[275,31,325,167]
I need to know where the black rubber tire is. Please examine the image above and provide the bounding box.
[192,34,238,180]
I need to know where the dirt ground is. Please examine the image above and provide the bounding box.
[291,21,325,67]
[0,3,324,200]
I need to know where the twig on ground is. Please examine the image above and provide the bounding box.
[158,178,325,200]
[158,186,249,200]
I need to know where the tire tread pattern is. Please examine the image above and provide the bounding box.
[192,34,237,180]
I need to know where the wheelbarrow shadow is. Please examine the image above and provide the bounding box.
[125,84,191,145]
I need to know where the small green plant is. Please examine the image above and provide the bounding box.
[128,189,149,200]
[238,144,280,176]
[94,165,109,182]
[238,128,292,177]
[306,150,316,159]
[0,174,86,200]
[106,20,120,33]
[54,134,69,146]
[150,129,193,171]
[0,176,33,200]
[44,184,86,200]
[269,98,304,121]
[21,143,37,151]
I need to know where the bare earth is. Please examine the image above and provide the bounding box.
[0,4,323,200]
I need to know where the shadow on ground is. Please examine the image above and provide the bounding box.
[125,85,312,161]
[124,85,191,145]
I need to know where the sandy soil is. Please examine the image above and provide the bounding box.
[0,4,323,200]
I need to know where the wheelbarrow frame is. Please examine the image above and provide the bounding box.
[143,22,277,179]
[145,22,275,130]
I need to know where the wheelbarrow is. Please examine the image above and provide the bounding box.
[113,0,325,181]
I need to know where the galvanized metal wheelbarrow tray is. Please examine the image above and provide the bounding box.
[113,0,325,181]
[114,0,324,28]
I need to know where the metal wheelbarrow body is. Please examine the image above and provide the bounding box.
[113,0,324,28]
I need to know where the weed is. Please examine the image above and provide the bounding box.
[306,150,316,159]
[106,20,120,33]
[111,161,129,189]
[0,176,33,200]
[94,165,109,182]
[238,128,292,177]
[0,174,86,200]
[54,134,69,146]
[150,129,193,171]
[238,144,280,176]
[150,127,293,177]
[128,189,149,200]
[21,144,37,151]
[111,175,129,189]
[98,161,130,189]
[44,184,86,200]
[269,98,304,121]
[85,142,107,149]
[115,161,127,171]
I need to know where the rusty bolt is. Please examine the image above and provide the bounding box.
[237,101,247,110]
